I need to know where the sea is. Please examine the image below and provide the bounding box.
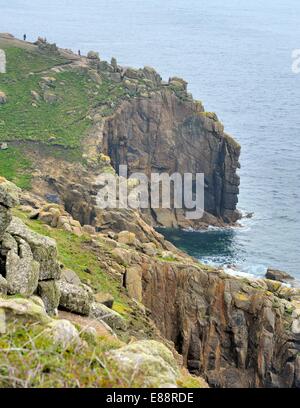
[1,0,300,280]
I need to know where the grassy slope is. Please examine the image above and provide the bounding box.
[0,41,126,188]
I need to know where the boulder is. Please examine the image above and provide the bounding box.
[46,319,82,349]
[124,67,141,80]
[60,269,81,285]
[107,340,180,388]
[117,230,136,245]
[111,247,132,266]
[57,280,94,315]
[265,268,294,283]
[0,142,8,150]
[5,235,40,297]
[0,296,51,325]
[0,178,20,208]
[90,302,127,330]
[82,225,96,235]
[37,280,60,315]
[87,51,100,60]
[142,242,157,256]
[7,217,61,281]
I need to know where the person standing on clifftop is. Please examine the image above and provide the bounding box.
[23,34,26,41]
[78,50,81,56]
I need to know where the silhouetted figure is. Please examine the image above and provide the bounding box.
[78,50,81,56]
[23,34,27,41]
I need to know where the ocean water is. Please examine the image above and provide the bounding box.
[1,0,300,278]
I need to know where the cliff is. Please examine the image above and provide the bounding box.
[0,33,240,230]
[1,34,299,389]
[103,90,241,228]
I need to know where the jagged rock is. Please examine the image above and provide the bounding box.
[57,280,94,315]
[60,269,81,285]
[0,91,7,104]
[5,235,40,297]
[117,230,136,245]
[90,302,127,330]
[265,268,294,283]
[6,217,61,281]
[94,292,114,309]
[107,340,180,388]
[0,275,7,295]
[37,280,60,315]
[46,319,82,349]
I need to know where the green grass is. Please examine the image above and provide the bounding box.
[0,147,33,189]
[0,44,127,155]
[0,320,127,388]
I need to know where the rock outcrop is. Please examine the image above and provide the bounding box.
[102,90,241,228]
[265,268,294,283]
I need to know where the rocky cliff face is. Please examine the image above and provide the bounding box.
[137,260,300,388]
[103,86,241,228]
